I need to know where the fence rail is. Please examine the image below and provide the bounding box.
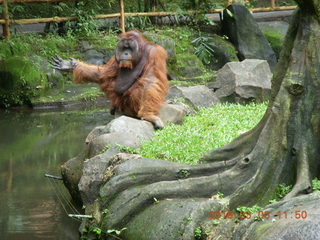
[1,0,297,40]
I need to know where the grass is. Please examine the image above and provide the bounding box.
[138,102,268,165]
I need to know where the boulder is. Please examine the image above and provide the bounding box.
[78,148,120,204]
[201,34,239,70]
[170,53,210,82]
[221,3,277,71]
[104,116,155,141]
[214,59,272,103]
[79,41,112,65]
[231,192,320,240]
[159,103,191,125]
[61,146,90,205]
[87,132,141,158]
[167,85,220,110]
[85,125,106,144]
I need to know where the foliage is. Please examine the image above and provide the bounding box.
[274,183,292,199]
[67,1,100,37]
[217,192,224,199]
[311,178,320,191]
[126,16,153,31]
[117,144,139,154]
[236,205,262,220]
[0,57,45,107]
[138,102,267,165]
[191,36,215,64]
[244,0,257,9]
[0,33,78,59]
[194,226,202,239]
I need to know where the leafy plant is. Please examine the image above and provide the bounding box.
[70,1,100,37]
[126,16,152,30]
[217,192,224,199]
[237,205,262,220]
[194,226,202,239]
[212,220,220,225]
[275,183,292,199]
[191,36,215,65]
[244,0,257,9]
[92,227,102,235]
[312,178,320,191]
[116,144,139,154]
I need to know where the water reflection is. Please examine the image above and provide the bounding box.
[0,107,113,240]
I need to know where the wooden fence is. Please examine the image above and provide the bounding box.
[1,0,296,40]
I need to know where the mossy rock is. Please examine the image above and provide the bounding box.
[144,32,177,64]
[0,56,46,107]
[207,34,239,70]
[169,53,207,80]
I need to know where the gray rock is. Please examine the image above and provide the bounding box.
[159,103,191,125]
[206,34,239,70]
[233,192,320,240]
[221,3,277,71]
[87,132,141,158]
[104,116,155,141]
[167,85,220,110]
[85,125,106,144]
[79,40,113,65]
[214,59,272,103]
[78,148,120,204]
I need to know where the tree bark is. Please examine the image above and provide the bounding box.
[80,2,320,239]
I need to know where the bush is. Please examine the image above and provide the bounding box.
[0,57,45,107]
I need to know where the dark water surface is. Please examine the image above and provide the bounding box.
[0,107,113,240]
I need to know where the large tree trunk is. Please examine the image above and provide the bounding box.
[80,2,320,239]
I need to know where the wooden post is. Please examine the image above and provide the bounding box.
[119,0,125,33]
[2,0,10,40]
[271,0,276,8]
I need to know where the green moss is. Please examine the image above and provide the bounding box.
[210,34,238,61]
[262,29,283,59]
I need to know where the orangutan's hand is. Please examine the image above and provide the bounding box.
[50,55,78,72]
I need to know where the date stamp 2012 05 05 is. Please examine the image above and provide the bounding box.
[208,210,308,220]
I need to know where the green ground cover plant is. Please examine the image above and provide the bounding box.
[138,102,268,165]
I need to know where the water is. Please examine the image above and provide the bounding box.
[0,107,113,240]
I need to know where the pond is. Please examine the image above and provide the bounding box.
[0,107,113,240]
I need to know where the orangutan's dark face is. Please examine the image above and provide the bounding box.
[115,36,140,69]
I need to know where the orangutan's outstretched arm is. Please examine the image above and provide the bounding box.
[50,56,118,84]
[72,61,105,84]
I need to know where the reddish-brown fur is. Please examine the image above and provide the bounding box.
[72,31,169,128]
